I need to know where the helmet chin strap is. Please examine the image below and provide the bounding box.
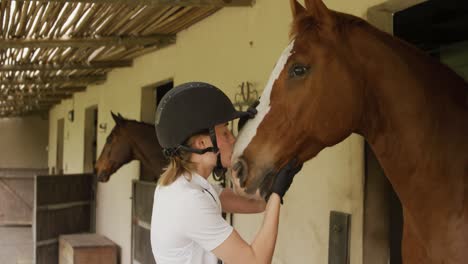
[170,127,226,182]
[208,127,227,178]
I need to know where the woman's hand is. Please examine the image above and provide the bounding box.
[269,158,303,204]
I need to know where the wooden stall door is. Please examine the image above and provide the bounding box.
[0,168,47,264]
[0,168,47,226]
[132,180,156,264]
[34,174,95,264]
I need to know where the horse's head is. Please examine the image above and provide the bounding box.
[231,0,365,199]
[95,112,134,182]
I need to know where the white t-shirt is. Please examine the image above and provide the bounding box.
[151,172,233,264]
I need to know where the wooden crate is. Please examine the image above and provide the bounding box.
[59,234,117,264]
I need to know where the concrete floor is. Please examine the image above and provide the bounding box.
[0,227,33,264]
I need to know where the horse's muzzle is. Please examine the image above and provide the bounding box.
[97,171,111,182]
[231,158,275,200]
[232,158,248,188]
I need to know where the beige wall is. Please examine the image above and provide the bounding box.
[48,0,385,263]
[0,116,48,168]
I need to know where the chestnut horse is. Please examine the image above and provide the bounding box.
[95,112,166,182]
[231,0,468,263]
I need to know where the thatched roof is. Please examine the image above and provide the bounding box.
[0,0,253,118]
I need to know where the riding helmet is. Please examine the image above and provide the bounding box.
[155,82,249,150]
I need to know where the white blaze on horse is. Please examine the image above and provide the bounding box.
[231,0,468,263]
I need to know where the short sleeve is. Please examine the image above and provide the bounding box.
[183,191,233,251]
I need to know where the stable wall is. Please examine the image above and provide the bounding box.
[48,0,385,263]
[0,116,48,169]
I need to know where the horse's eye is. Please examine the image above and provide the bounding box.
[288,64,310,79]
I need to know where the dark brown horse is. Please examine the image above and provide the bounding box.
[95,112,166,182]
[231,0,468,263]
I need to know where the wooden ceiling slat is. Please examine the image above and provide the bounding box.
[58,3,84,35]
[116,6,158,35]
[88,4,114,30]
[74,4,101,35]
[151,7,193,32]
[15,1,29,37]
[49,2,73,37]
[0,0,243,117]
[24,2,39,37]
[28,4,45,38]
[140,6,181,34]
[132,6,171,35]
[4,0,12,38]
[38,2,53,36]
[104,5,142,35]
[71,3,93,34]
[0,1,7,36]
[44,3,64,37]
[94,5,127,35]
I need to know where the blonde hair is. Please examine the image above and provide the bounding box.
[158,133,207,186]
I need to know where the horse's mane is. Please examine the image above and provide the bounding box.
[118,116,154,128]
[290,11,367,39]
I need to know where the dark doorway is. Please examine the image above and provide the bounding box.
[56,118,64,174]
[140,80,173,181]
[84,106,98,174]
[364,1,468,263]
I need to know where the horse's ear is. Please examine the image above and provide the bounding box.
[111,111,118,122]
[290,0,306,19]
[304,0,333,24]
[111,111,123,125]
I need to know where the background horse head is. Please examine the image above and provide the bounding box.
[232,0,467,262]
[95,112,166,182]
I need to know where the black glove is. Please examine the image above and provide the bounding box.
[238,100,259,132]
[270,158,303,204]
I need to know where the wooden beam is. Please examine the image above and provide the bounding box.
[0,96,69,106]
[0,104,56,109]
[0,108,50,117]
[0,94,71,101]
[2,91,77,99]
[0,34,176,48]
[0,61,132,72]
[0,84,86,89]
[19,0,254,7]
[0,75,106,85]
[2,86,86,94]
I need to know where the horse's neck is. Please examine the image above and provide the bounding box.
[127,124,165,170]
[354,25,468,211]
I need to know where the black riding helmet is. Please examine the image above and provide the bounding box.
[155,82,255,172]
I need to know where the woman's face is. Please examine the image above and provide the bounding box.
[215,123,236,168]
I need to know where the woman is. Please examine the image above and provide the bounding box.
[151,82,302,264]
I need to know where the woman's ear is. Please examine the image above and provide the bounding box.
[192,135,211,149]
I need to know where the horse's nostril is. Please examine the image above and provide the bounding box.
[233,159,249,188]
[233,161,242,172]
